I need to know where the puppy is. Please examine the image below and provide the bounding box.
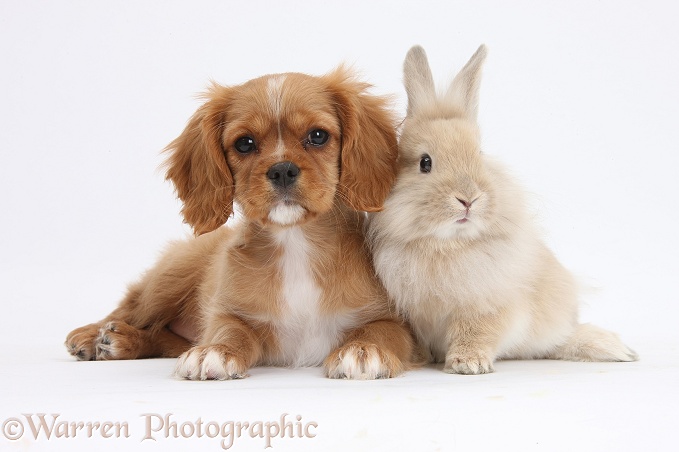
[65,68,419,380]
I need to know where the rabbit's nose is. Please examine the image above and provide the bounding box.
[456,195,481,211]
[456,197,471,208]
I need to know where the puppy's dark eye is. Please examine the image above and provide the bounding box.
[234,136,257,154]
[307,129,329,147]
[420,154,432,173]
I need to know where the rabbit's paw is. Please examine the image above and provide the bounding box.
[444,351,495,375]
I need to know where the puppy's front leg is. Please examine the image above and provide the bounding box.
[174,314,261,380]
[324,320,417,379]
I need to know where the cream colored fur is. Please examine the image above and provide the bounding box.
[368,45,638,374]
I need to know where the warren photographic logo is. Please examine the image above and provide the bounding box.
[2,413,318,449]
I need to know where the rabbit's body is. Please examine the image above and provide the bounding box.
[368,46,638,374]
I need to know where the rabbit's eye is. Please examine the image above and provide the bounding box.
[420,154,432,173]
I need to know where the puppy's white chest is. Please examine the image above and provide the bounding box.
[272,228,349,367]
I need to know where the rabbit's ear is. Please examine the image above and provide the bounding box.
[404,45,436,116]
[445,44,487,121]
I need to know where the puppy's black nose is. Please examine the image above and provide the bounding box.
[267,161,299,188]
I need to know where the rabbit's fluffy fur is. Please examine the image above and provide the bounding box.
[368,45,638,374]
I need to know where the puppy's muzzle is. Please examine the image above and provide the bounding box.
[267,161,300,189]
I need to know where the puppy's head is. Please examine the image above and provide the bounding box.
[164,68,398,235]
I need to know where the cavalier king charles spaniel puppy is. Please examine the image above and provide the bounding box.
[65,67,420,379]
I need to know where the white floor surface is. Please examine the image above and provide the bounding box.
[1,339,676,451]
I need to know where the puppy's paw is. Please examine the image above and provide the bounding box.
[65,323,100,361]
[174,345,249,381]
[444,351,495,375]
[94,321,142,360]
[324,342,402,380]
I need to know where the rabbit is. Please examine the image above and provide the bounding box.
[367,44,639,374]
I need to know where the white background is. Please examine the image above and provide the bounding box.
[1,1,678,451]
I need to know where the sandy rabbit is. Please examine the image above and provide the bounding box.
[368,45,638,374]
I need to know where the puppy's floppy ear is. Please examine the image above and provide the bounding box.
[164,84,234,235]
[324,67,398,212]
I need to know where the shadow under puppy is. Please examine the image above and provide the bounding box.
[66,67,419,380]
[368,45,638,374]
